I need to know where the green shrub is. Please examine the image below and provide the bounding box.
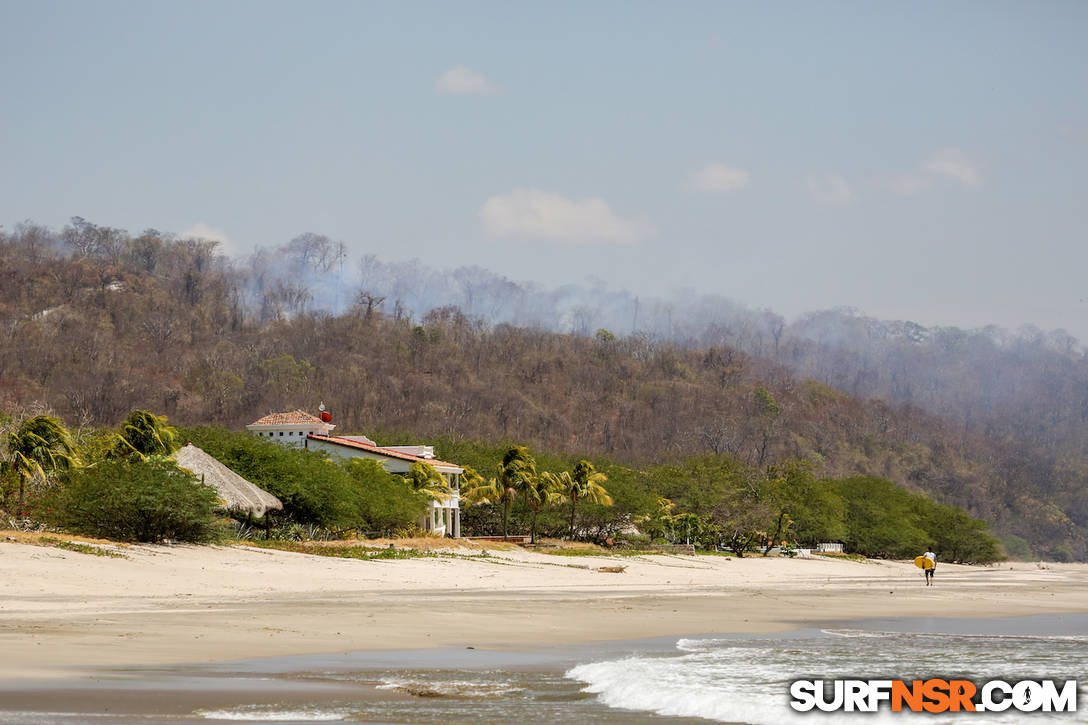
[923,502,1004,563]
[1001,534,1033,560]
[43,458,221,542]
[830,476,1003,563]
[179,426,365,529]
[344,459,427,534]
[0,466,18,510]
[833,476,930,558]
[179,426,426,534]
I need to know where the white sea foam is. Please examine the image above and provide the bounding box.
[376,675,524,697]
[567,653,819,725]
[820,628,896,638]
[567,633,1088,724]
[822,628,1088,643]
[195,706,351,721]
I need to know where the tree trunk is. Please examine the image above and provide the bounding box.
[568,496,578,541]
[763,511,786,556]
[502,497,510,541]
[530,509,538,544]
[17,473,27,517]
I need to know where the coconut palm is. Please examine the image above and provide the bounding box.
[5,416,78,515]
[458,465,484,493]
[461,446,536,541]
[563,459,612,541]
[526,472,565,544]
[406,461,454,501]
[114,409,179,460]
[637,495,676,541]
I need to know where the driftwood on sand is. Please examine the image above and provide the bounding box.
[597,565,627,573]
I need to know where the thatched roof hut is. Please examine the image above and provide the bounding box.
[174,443,283,517]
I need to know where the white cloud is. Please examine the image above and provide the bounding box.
[479,188,654,245]
[889,148,982,195]
[180,223,235,255]
[434,66,498,95]
[688,163,750,192]
[922,148,982,187]
[807,174,855,205]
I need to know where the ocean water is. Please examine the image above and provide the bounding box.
[568,622,1088,724]
[1,615,1084,724]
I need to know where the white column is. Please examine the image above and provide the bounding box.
[454,509,461,538]
[429,507,436,532]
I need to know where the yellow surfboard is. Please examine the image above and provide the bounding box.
[914,556,934,570]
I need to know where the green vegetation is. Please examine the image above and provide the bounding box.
[1001,534,1034,561]
[178,426,427,534]
[461,446,538,541]
[563,460,613,541]
[0,223,1085,559]
[114,409,179,460]
[814,551,867,562]
[244,539,492,562]
[445,440,1003,563]
[406,461,454,501]
[522,470,565,544]
[37,536,126,558]
[3,416,78,515]
[0,406,1004,563]
[42,458,222,543]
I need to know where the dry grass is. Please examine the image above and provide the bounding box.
[0,529,130,547]
[532,538,603,550]
[300,536,521,552]
[0,529,130,558]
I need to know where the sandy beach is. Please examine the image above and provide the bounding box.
[2,537,1086,682]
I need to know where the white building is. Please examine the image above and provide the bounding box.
[245,410,464,537]
[245,410,335,445]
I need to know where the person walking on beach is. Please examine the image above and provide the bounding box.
[922,547,937,586]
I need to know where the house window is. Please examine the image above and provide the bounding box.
[279,432,283,436]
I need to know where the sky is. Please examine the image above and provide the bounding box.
[2,1,1087,339]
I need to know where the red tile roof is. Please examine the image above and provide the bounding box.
[249,410,325,426]
[306,434,463,470]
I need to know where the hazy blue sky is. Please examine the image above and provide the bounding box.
[3,1,1086,338]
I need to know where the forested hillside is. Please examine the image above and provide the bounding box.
[1,220,1084,559]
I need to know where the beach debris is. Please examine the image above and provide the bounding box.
[597,565,627,574]
[403,686,444,697]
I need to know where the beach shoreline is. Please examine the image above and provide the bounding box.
[3,613,1085,724]
[2,538,1086,681]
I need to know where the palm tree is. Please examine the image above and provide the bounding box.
[115,409,179,460]
[525,472,564,544]
[5,416,78,515]
[406,461,454,501]
[461,446,536,541]
[406,462,455,535]
[563,459,612,541]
